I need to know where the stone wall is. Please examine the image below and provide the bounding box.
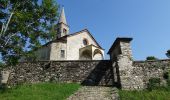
[107,37,170,90]
[108,38,141,90]
[1,58,170,90]
[1,60,114,86]
[133,59,170,88]
[1,37,170,90]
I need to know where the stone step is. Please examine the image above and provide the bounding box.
[67,86,119,100]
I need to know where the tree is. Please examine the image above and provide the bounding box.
[146,56,158,61]
[0,61,5,67]
[166,50,170,58]
[0,0,59,65]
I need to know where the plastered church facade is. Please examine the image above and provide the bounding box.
[35,8,104,60]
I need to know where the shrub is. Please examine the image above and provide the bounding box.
[166,49,170,58]
[163,70,170,87]
[146,56,158,61]
[167,80,170,87]
[147,77,160,91]
[163,72,169,80]
[0,84,8,92]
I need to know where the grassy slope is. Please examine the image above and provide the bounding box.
[119,88,170,100]
[0,83,80,100]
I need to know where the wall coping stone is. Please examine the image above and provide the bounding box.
[19,60,111,63]
[134,59,170,63]
[107,37,133,54]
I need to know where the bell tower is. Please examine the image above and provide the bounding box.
[56,7,69,38]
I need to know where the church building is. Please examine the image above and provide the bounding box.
[35,8,104,60]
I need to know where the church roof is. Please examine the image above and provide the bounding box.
[42,29,103,50]
[58,7,67,24]
[67,29,103,49]
[42,36,67,47]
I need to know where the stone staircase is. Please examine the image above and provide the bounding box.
[67,86,119,100]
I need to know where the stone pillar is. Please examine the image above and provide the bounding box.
[108,37,142,90]
[0,71,10,88]
[1,71,10,83]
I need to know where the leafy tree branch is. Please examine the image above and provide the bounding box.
[0,0,59,65]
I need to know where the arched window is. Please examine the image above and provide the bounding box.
[63,28,67,34]
[83,38,89,46]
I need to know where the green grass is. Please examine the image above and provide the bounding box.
[119,87,170,100]
[0,83,80,100]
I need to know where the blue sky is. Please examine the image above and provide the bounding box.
[56,0,170,60]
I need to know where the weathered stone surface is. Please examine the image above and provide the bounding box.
[133,59,170,88]
[108,37,170,90]
[1,60,113,86]
[108,38,138,90]
[1,57,170,91]
[67,86,119,100]
[1,37,170,90]
[1,71,10,84]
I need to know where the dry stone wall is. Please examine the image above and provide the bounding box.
[1,37,170,90]
[1,59,170,90]
[133,59,170,88]
[1,60,114,86]
[108,37,170,90]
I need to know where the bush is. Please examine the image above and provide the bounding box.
[167,80,170,87]
[0,84,8,92]
[166,50,170,58]
[163,72,169,80]
[146,56,158,60]
[147,77,160,91]
[163,70,170,87]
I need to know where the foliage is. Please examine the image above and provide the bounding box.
[119,73,170,100]
[0,0,59,65]
[147,77,160,91]
[146,56,158,61]
[166,49,170,58]
[163,70,170,87]
[167,80,170,87]
[0,83,80,100]
[0,61,5,67]
[163,72,169,80]
[119,87,170,100]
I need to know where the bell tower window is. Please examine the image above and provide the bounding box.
[63,28,67,34]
